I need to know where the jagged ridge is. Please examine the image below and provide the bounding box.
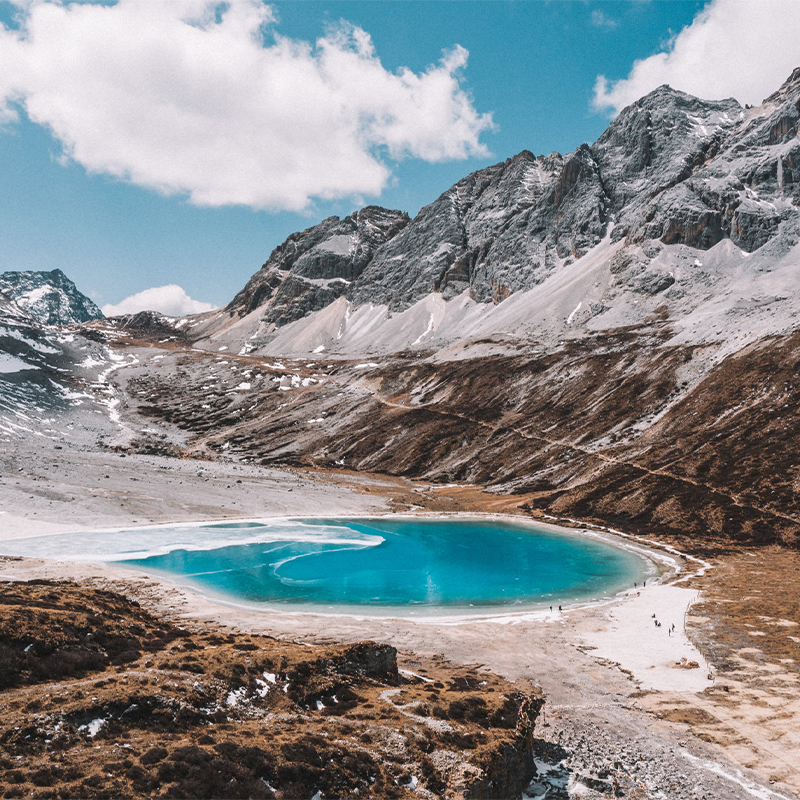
[215,68,798,344]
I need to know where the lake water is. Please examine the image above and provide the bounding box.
[114,517,648,613]
[0,516,650,614]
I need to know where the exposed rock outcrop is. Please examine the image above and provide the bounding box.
[113,310,188,342]
[349,145,608,308]
[225,206,410,325]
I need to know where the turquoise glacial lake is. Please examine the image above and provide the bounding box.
[112,517,649,613]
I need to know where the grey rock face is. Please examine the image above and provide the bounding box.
[350,145,609,308]
[226,68,800,329]
[0,269,103,325]
[225,206,410,326]
[730,199,783,251]
[613,68,800,253]
[591,85,743,214]
[0,289,95,435]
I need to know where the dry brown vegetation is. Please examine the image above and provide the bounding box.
[0,581,542,799]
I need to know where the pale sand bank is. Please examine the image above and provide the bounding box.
[579,583,710,692]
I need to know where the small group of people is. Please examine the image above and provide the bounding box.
[651,613,677,636]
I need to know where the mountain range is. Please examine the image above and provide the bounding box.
[184,67,800,363]
[2,68,800,551]
[135,67,799,552]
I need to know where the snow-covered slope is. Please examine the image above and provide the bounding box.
[0,292,122,441]
[0,268,103,325]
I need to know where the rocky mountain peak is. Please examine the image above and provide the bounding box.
[741,66,800,151]
[762,65,800,106]
[224,205,410,326]
[591,85,742,214]
[0,268,103,325]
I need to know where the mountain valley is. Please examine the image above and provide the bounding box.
[2,69,800,799]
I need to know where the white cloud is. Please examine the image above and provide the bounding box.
[594,0,800,115]
[102,285,215,317]
[0,0,493,211]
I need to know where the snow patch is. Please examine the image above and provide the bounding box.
[412,314,435,345]
[79,718,106,738]
[0,354,36,373]
[566,301,582,325]
[226,688,247,707]
[398,668,434,683]
[680,751,794,800]
[0,326,60,354]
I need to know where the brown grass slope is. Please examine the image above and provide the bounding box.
[0,581,541,800]
[118,327,800,551]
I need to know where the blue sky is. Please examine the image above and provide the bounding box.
[0,0,796,314]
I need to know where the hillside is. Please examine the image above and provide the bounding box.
[100,68,800,552]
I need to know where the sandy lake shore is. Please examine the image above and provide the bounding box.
[1,420,799,798]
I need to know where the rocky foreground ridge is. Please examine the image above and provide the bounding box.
[0,581,541,799]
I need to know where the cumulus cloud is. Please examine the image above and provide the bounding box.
[594,0,800,115]
[102,285,215,317]
[0,0,493,211]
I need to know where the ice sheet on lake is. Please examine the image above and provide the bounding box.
[0,519,385,562]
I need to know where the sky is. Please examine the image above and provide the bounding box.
[0,0,799,316]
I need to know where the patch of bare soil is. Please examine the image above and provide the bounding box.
[0,581,542,800]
